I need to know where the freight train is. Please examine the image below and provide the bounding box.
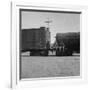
[21,26,80,56]
[54,32,80,56]
[21,27,50,56]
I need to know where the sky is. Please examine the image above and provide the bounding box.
[21,10,80,43]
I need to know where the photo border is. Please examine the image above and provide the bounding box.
[11,1,88,88]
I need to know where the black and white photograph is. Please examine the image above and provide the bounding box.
[20,9,80,79]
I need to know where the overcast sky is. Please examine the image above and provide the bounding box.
[21,10,80,43]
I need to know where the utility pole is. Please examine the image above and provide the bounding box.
[45,18,52,29]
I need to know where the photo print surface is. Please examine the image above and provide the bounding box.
[20,9,81,79]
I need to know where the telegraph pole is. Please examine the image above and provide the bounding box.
[45,18,52,29]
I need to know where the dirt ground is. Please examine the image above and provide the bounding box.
[20,52,80,79]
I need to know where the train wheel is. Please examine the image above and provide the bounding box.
[30,51,34,56]
[56,49,60,56]
[30,51,41,56]
[44,50,48,56]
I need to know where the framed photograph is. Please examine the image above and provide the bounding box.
[11,2,87,88]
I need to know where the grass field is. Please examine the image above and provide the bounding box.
[20,54,80,79]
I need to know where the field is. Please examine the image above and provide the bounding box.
[20,52,80,79]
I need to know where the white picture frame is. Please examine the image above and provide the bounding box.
[11,1,88,89]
